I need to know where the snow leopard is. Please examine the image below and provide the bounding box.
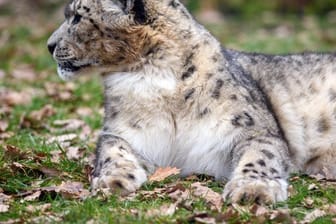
[47,0,336,204]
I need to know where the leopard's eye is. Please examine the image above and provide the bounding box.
[72,14,82,25]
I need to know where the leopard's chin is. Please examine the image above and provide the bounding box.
[57,62,90,81]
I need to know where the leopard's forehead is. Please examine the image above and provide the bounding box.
[64,0,126,19]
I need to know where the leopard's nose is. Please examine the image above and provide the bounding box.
[47,43,57,55]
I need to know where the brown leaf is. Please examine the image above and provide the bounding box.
[50,150,62,163]
[308,183,318,191]
[250,204,269,216]
[11,66,37,81]
[29,104,55,121]
[167,184,190,202]
[139,188,166,200]
[149,167,180,182]
[194,217,216,224]
[0,105,12,116]
[46,134,78,146]
[191,182,223,211]
[0,69,5,79]
[288,184,297,197]
[39,167,63,177]
[250,204,270,223]
[22,191,41,202]
[0,204,9,213]
[19,181,90,201]
[57,181,90,200]
[269,209,292,223]
[3,145,30,160]
[0,218,21,224]
[66,146,85,160]
[25,203,51,213]
[0,89,32,106]
[322,167,336,180]
[325,204,336,215]
[309,173,326,181]
[53,119,86,131]
[0,120,8,132]
[188,213,215,224]
[302,209,326,223]
[76,107,93,117]
[145,203,177,217]
[0,193,12,204]
[44,82,75,101]
[303,197,314,209]
[309,167,336,181]
[52,119,92,141]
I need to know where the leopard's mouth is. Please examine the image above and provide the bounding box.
[57,61,91,80]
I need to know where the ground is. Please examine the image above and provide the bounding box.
[1,6,336,223]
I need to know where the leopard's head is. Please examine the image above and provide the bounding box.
[47,0,157,80]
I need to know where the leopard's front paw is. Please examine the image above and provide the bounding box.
[91,163,147,196]
[222,177,288,204]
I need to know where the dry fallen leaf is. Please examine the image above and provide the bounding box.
[3,145,30,160]
[250,204,269,216]
[44,82,76,101]
[308,183,318,191]
[52,119,92,140]
[167,184,190,202]
[309,173,326,181]
[0,218,21,224]
[269,209,292,222]
[66,146,85,160]
[0,89,32,106]
[29,104,55,121]
[57,181,90,200]
[191,182,223,211]
[149,167,180,182]
[0,204,9,213]
[303,197,314,209]
[0,193,12,204]
[249,204,270,223]
[50,150,62,163]
[22,191,41,202]
[76,107,93,117]
[188,213,216,224]
[46,134,78,146]
[25,203,51,213]
[53,119,86,131]
[0,132,14,141]
[39,167,64,177]
[0,120,8,132]
[302,209,326,223]
[145,203,177,217]
[20,181,90,201]
[194,216,216,224]
[324,204,336,215]
[322,167,336,180]
[11,66,37,81]
[0,69,6,79]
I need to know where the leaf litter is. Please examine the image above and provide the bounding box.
[1,12,336,222]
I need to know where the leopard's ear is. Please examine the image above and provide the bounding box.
[120,0,148,24]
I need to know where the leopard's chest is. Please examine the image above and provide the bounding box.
[103,71,242,178]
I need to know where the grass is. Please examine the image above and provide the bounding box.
[1,7,336,224]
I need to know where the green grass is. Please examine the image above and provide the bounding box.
[1,10,336,223]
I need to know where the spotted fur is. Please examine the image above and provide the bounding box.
[48,0,336,204]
